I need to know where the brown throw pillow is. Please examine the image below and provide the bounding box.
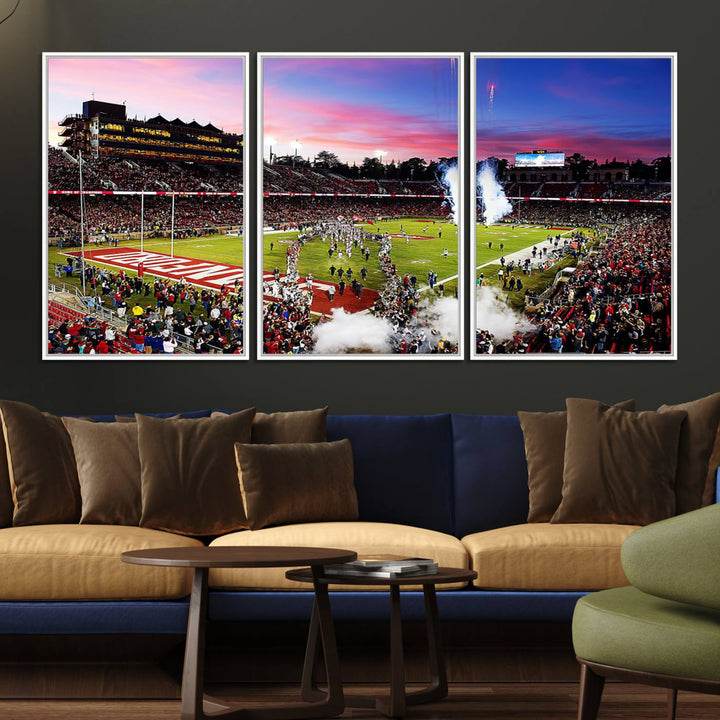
[235,440,358,531]
[0,421,14,528]
[0,400,81,525]
[115,414,180,423]
[658,393,720,514]
[705,427,720,506]
[138,409,256,536]
[212,408,328,444]
[519,399,636,522]
[62,417,141,525]
[552,398,687,525]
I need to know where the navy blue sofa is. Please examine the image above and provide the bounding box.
[0,411,665,636]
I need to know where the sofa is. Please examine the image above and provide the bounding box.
[0,395,720,698]
[3,408,708,640]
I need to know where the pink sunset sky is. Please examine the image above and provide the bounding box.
[263,57,459,165]
[47,56,244,146]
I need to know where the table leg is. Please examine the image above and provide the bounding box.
[310,567,344,715]
[375,585,407,718]
[345,583,448,718]
[300,597,323,702]
[181,567,209,720]
[181,566,343,720]
[405,584,448,705]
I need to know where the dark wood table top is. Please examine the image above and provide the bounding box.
[121,546,357,569]
[286,566,477,586]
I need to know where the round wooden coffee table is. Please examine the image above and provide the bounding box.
[122,546,356,720]
[286,566,477,718]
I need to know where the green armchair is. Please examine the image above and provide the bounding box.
[572,503,720,720]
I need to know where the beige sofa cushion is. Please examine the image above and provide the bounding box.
[462,523,639,591]
[209,521,469,591]
[0,525,203,600]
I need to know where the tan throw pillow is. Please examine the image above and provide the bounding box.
[0,400,81,525]
[658,393,720,514]
[212,408,328,444]
[552,398,687,526]
[235,440,358,531]
[519,399,636,522]
[62,417,141,525]
[138,409,256,536]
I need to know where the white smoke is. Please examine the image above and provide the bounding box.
[477,158,512,226]
[438,161,459,224]
[312,309,394,354]
[417,296,460,343]
[476,285,533,341]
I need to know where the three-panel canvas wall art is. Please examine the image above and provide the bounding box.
[43,53,674,360]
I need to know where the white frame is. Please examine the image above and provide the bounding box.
[42,52,250,360]
[470,52,677,360]
[256,52,465,360]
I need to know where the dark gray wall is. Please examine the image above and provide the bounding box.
[0,0,716,415]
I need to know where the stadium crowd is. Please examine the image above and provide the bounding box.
[262,227,457,355]
[263,164,442,195]
[49,195,243,239]
[263,196,444,228]
[477,209,672,355]
[48,268,243,354]
[49,147,243,192]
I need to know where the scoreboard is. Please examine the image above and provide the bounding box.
[515,151,565,167]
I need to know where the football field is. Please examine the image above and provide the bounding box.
[48,232,244,318]
[263,218,460,297]
[49,232,244,277]
[475,223,593,306]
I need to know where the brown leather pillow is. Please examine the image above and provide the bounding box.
[212,408,328,444]
[235,440,358,530]
[138,409,256,536]
[0,400,81,526]
[552,398,686,525]
[518,399,636,522]
[658,393,720,514]
[62,417,141,525]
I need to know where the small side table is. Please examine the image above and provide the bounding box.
[286,566,477,718]
[122,545,356,720]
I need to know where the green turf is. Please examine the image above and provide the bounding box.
[262,219,460,297]
[48,232,244,317]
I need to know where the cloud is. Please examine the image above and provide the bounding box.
[264,87,457,163]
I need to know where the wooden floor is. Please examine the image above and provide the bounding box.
[1,683,719,719]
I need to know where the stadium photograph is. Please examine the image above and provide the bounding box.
[259,53,463,358]
[43,54,247,358]
[471,54,674,358]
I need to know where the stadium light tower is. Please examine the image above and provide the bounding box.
[292,139,302,168]
[265,135,276,164]
[376,150,387,177]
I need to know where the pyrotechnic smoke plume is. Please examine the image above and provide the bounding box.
[417,296,460,343]
[476,285,533,341]
[312,309,394,354]
[438,161,459,225]
[477,159,512,226]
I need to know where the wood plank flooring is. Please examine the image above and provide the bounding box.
[0,683,719,719]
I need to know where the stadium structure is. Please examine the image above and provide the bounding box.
[58,100,243,164]
[47,101,245,357]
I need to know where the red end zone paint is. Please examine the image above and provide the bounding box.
[65,248,244,291]
[262,273,378,315]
